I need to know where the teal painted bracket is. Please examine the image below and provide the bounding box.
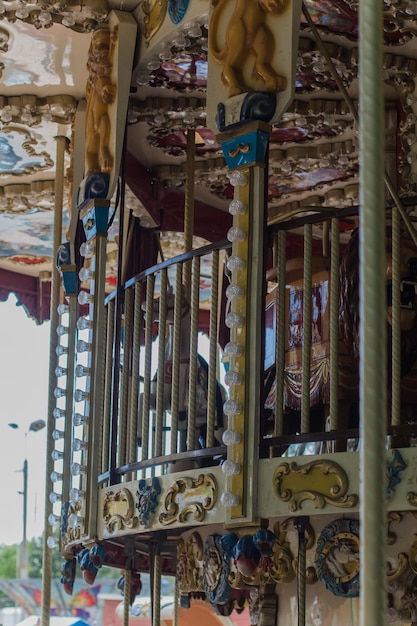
[79,198,111,241]
[61,267,78,296]
[218,122,271,170]
[56,241,77,295]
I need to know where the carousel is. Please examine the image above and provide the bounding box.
[2,0,417,624]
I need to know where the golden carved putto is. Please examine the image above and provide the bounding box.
[85,25,118,176]
[208,0,290,97]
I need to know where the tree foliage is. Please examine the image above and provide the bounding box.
[27,537,63,579]
[0,544,18,579]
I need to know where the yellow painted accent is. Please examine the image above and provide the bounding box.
[273,459,358,512]
[142,0,167,45]
[159,474,217,525]
[227,167,250,519]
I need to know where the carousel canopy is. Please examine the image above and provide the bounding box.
[1,0,416,321]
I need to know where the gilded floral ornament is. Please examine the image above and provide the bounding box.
[387,511,403,545]
[61,500,83,544]
[387,570,417,622]
[136,477,161,528]
[158,474,217,525]
[102,487,138,535]
[203,535,232,603]
[408,534,417,574]
[407,491,417,508]
[141,0,167,45]
[273,459,358,512]
[177,532,204,593]
[387,552,409,581]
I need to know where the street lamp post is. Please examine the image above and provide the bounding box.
[8,419,46,580]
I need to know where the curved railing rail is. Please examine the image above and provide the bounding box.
[98,239,231,485]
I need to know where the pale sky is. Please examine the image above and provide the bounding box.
[0,296,50,545]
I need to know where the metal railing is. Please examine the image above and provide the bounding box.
[261,206,417,457]
[100,240,231,483]
[51,205,417,539]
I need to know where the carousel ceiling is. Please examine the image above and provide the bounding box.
[1,0,417,320]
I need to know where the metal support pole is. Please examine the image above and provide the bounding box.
[359,0,387,622]
[21,458,28,580]
[295,517,309,626]
[217,121,269,524]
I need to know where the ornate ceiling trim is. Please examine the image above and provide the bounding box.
[0,179,57,212]
[0,0,108,31]
[0,94,76,126]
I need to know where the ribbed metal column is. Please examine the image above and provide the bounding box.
[187,256,200,450]
[123,569,131,626]
[301,224,312,434]
[102,299,115,475]
[359,0,387,622]
[329,218,340,431]
[141,275,155,469]
[170,264,183,454]
[207,250,219,447]
[391,208,401,425]
[274,230,286,437]
[155,269,168,457]
[128,283,142,476]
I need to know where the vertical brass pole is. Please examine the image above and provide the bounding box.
[359,0,387,621]
[155,269,168,457]
[301,224,312,434]
[207,251,219,448]
[391,208,401,426]
[274,230,286,437]
[329,218,340,431]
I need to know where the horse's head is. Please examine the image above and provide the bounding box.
[339,227,417,371]
[385,237,417,331]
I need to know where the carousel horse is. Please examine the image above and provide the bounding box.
[139,289,225,454]
[339,227,417,420]
[263,255,333,443]
[264,226,417,450]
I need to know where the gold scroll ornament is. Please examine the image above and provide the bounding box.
[273,459,358,512]
[102,487,139,535]
[159,474,217,525]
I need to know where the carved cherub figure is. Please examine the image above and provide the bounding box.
[85,25,118,175]
[209,0,289,97]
